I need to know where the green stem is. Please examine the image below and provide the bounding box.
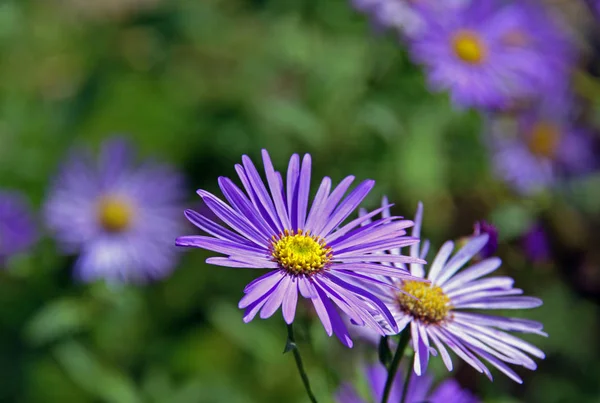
[380,330,411,403]
[399,354,413,403]
[285,324,318,403]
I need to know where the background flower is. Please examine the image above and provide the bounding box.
[407,1,573,109]
[0,191,37,263]
[44,137,185,283]
[336,363,479,403]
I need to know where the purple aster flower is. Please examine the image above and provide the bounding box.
[176,150,426,347]
[336,363,479,403]
[407,1,573,109]
[522,224,551,263]
[0,191,37,262]
[44,137,185,283]
[489,106,595,195]
[358,200,545,383]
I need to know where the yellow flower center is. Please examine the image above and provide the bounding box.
[527,121,560,159]
[97,196,133,232]
[271,229,332,275]
[396,280,451,324]
[452,30,486,64]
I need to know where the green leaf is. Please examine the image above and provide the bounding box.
[53,341,142,403]
[24,298,91,346]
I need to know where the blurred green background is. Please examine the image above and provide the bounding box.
[1,0,600,402]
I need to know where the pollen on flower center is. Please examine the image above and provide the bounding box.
[452,30,486,64]
[97,196,133,232]
[528,121,560,159]
[396,280,451,324]
[271,229,332,275]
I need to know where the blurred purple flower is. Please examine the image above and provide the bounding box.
[357,200,546,383]
[490,107,595,195]
[176,150,426,347]
[45,137,185,284]
[407,1,573,109]
[473,221,498,260]
[336,363,479,403]
[351,0,468,38]
[522,224,551,263]
[0,191,37,262]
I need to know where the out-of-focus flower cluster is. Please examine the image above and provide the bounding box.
[353,0,599,196]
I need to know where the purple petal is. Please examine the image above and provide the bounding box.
[239,271,284,308]
[241,155,283,233]
[317,179,375,238]
[184,209,250,245]
[260,275,292,319]
[282,277,299,324]
[261,150,292,230]
[442,257,503,292]
[197,190,269,247]
[435,235,490,286]
[310,176,356,235]
[296,154,311,230]
[426,241,455,283]
[454,296,543,310]
[304,177,332,233]
[326,203,396,244]
[286,154,300,230]
[175,235,267,258]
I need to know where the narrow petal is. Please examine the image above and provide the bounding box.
[428,328,453,371]
[304,177,332,233]
[261,150,292,230]
[296,154,311,229]
[454,296,543,310]
[282,277,299,324]
[442,257,503,292]
[436,235,490,286]
[184,209,250,245]
[317,179,375,237]
[310,176,356,235]
[175,236,267,258]
[409,202,424,276]
[242,155,283,232]
[217,177,274,237]
[286,154,300,230]
[260,275,292,319]
[197,191,269,247]
[446,276,514,299]
[325,203,396,244]
[426,241,455,283]
[240,271,284,307]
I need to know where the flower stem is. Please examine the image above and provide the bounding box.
[284,323,318,403]
[380,329,411,403]
[399,353,413,403]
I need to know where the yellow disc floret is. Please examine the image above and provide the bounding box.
[396,280,452,324]
[528,121,560,159]
[97,196,133,232]
[452,30,486,64]
[271,229,332,275]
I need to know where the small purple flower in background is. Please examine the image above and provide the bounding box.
[358,200,545,383]
[407,1,573,109]
[336,363,479,403]
[489,106,595,195]
[0,191,37,263]
[523,224,551,264]
[176,150,426,347]
[472,221,498,260]
[45,137,185,283]
[351,0,468,38]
